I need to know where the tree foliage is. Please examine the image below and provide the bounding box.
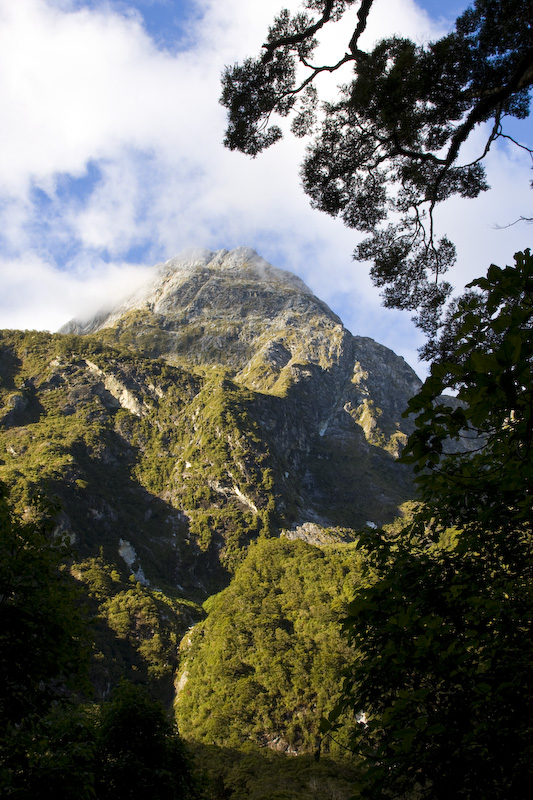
[96,681,194,800]
[1,683,195,800]
[0,483,88,727]
[221,0,533,336]
[403,247,533,529]
[175,536,364,756]
[327,251,533,798]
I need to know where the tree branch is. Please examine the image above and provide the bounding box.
[493,216,533,229]
[262,0,375,65]
[349,0,374,56]
[261,0,336,62]
[443,46,533,172]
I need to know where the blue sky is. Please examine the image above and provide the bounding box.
[0,0,531,376]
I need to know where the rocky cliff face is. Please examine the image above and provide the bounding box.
[63,247,421,532]
[0,247,423,721]
[1,248,421,594]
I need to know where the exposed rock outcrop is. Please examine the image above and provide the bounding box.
[63,247,420,529]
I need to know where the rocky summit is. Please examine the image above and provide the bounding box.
[0,247,422,601]
[63,247,421,531]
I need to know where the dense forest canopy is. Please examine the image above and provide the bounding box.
[221,0,533,349]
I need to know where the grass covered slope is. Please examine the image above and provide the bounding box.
[0,330,278,581]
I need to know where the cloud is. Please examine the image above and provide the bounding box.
[0,0,530,378]
[0,252,154,331]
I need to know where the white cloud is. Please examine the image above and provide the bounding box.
[0,0,530,378]
[0,252,154,331]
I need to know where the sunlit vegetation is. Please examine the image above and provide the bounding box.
[0,329,280,585]
[176,536,365,757]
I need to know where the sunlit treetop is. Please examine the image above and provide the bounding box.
[220,0,533,346]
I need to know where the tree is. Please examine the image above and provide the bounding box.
[325,251,533,798]
[0,482,92,796]
[2,703,99,800]
[96,680,194,800]
[220,0,533,341]
[402,247,533,530]
[1,680,195,800]
[0,483,88,727]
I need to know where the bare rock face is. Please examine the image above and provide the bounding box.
[64,247,421,530]
[62,247,346,379]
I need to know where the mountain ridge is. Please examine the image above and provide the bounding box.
[60,247,420,532]
[0,248,424,781]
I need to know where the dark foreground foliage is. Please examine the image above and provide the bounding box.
[0,483,195,799]
[328,251,533,798]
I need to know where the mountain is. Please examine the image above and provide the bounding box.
[62,246,421,533]
[0,248,422,791]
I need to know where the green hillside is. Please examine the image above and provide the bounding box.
[0,326,374,797]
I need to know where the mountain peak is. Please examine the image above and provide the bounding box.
[58,247,421,528]
[61,247,344,377]
[159,247,312,291]
[62,248,318,336]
